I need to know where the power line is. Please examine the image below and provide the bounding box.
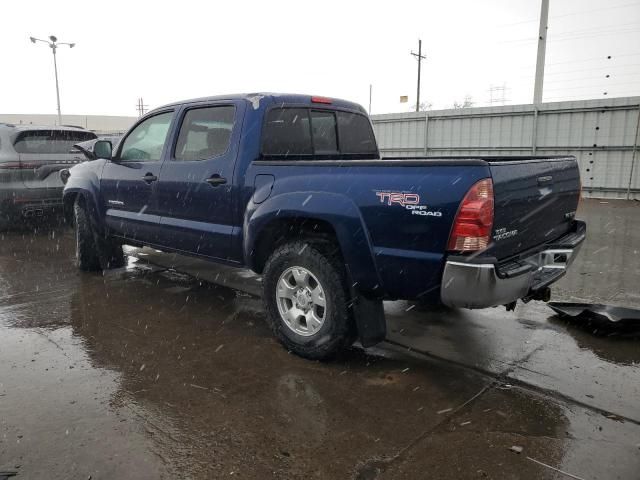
[499,23,640,45]
[545,52,640,67]
[545,80,640,92]
[544,63,640,76]
[512,52,640,70]
[552,1,640,20]
[549,21,640,37]
[494,1,640,28]
[544,71,640,85]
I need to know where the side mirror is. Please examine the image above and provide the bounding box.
[94,140,113,160]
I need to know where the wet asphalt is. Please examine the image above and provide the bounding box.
[0,198,639,479]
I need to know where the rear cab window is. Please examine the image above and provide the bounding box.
[261,108,312,156]
[310,110,338,154]
[261,106,377,159]
[13,130,97,154]
[336,111,378,154]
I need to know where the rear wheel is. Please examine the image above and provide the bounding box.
[262,241,353,360]
[74,199,124,271]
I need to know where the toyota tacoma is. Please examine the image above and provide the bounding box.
[62,93,586,359]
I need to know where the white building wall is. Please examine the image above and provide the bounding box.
[0,114,137,134]
[371,97,640,199]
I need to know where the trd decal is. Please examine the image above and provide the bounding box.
[375,192,420,206]
[375,191,442,217]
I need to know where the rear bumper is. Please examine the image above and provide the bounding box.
[0,188,64,220]
[441,220,586,309]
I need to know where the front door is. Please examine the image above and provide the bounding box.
[154,102,243,261]
[100,110,175,244]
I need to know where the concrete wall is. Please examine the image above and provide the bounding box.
[371,97,640,199]
[0,113,137,135]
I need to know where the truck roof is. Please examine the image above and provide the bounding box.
[154,93,367,114]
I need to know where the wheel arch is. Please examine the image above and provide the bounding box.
[63,187,104,234]
[244,192,382,297]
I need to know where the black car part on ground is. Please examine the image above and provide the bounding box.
[548,302,640,335]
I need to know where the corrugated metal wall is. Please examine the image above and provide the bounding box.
[371,97,640,199]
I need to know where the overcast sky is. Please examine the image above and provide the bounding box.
[1,0,639,116]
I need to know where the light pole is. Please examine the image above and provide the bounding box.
[30,35,75,125]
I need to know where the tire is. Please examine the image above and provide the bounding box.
[262,240,354,360]
[74,199,125,271]
[0,207,13,232]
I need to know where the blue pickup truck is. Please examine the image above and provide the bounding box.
[62,93,586,359]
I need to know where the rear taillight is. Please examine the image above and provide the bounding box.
[447,178,494,252]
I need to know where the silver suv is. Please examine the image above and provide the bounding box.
[0,123,96,229]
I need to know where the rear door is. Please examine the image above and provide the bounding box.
[153,102,243,261]
[488,157,581,259]
[100,110,175,244]
[15,129,95,193]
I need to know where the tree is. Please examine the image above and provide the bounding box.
[413,101,433,112]
[453,95,474,109]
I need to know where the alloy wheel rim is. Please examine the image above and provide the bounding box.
[276,266,327,336]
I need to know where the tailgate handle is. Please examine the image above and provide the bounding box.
[537,175,553,185]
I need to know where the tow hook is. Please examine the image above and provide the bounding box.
[523,287,552,304]
[506,287,552,310]
[504,301,517,311]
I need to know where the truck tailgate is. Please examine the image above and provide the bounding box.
[488,156,580,260]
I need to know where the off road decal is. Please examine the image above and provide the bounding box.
[375,191,442,217]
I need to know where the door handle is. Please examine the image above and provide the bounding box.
[206,175,227,186]
[142,173,158,184]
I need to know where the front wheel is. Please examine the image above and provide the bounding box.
[74,199,125,271]
[262,241,354,360]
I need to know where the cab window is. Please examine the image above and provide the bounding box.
[119,112,173,161]
[174,106,235,161]
[310,110,338,154]
[261,108,312,156]
[336,111,377,155]
[261,107,377,158]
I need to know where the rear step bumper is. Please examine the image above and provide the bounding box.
[441,220,586,309]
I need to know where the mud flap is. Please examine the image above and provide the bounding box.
[351,292,386,347]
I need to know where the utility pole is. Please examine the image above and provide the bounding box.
[533,0,549,105]
[30,35,75,125]
[489,84,509,106]
[369,84,372,114]
[52,45,62,123]
[136,97,148,117]
[411,39,426,112]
